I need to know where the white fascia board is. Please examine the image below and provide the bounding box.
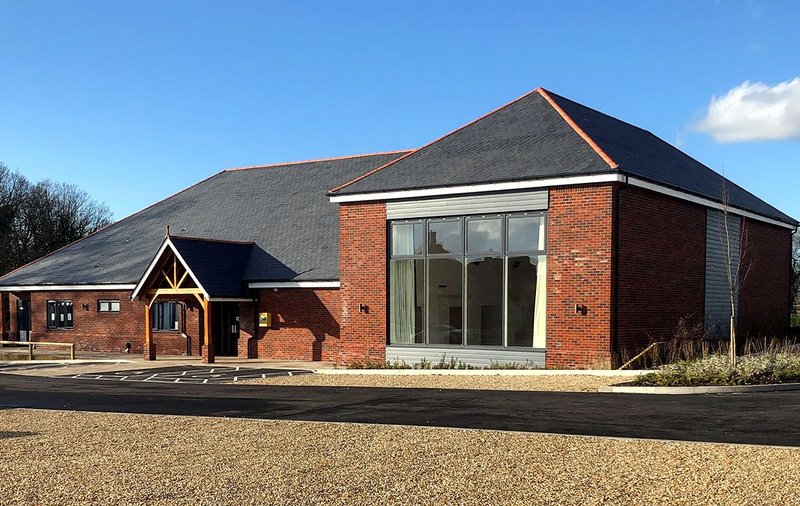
[248,281,341,289]
[329,172,795,229]
[0,284,136,292]
[130,237,210,300]
[329,174,625,203]
[626,177,796,230]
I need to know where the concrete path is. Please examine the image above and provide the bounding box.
[1,374,799,447]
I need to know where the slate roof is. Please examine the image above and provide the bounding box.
[0,151,410,286]
[168,236,254,298]
[331,88,796,225]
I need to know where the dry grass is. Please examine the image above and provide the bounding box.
[2,409,800,505]
[243,373,632,392]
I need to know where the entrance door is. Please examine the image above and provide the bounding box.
[212,302,239,356]
[17,300,31,342]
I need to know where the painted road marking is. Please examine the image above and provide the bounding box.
[60,366,311,385]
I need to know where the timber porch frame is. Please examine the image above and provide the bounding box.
[132,236,216,363]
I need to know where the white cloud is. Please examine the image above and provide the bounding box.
[695,77,800,142]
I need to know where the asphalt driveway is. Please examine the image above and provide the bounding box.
[1,374,799,446]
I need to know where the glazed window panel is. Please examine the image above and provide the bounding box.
[506,256,538,347]
[151,301,179,331]
[466,257,504,346]
[428,220,462,255]
[507,215,546,253]
[389,259,425,344]
[427,258,463,345]
[466,218,502,255]
[391,222,424,256]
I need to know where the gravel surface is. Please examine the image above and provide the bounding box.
[2,408,799,505]
[243,373,632,392]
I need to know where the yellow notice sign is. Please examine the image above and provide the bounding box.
[258,312,272,327]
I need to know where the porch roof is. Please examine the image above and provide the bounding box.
[131,235,254,300]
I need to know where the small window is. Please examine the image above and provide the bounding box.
[97,299,121,313]
[151,301,179,331]
[47,300,73,329]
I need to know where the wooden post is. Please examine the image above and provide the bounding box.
[0,292,8,341]
[202,298,214,364]
[144,299,156,361]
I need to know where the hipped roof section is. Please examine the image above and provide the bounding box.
[330,88,796,225]
[0,151,410,286]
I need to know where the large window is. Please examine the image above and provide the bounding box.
[47,300,73,330]
[151,301,179,331]
[389,213,547,348]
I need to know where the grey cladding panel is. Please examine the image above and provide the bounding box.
[704,209,740,338]
[386,346,545,368]
[386,190,548,219]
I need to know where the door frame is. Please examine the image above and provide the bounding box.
[211,302,240,356]
[17,299,31,342]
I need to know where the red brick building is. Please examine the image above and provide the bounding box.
[1,88,795,368]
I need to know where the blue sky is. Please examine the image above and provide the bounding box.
[1,0,799,220]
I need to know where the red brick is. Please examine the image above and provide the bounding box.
[337,202,387,365]
[616,187,706,358]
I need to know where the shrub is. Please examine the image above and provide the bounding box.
[628,350,800,387]
[347,355,541,370]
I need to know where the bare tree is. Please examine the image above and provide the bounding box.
[720,183,752,366]
[0,163,112,275]
[792,232,800,317]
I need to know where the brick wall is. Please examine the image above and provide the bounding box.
[546,185,615,369]
[338,202,387,365]
[616,187,707,358]
[241,288,341,361]
[738,218,792,337]
[9,290,196,355]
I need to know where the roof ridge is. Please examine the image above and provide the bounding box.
[328,87,545,195]
[169,235,254,245]
[223,150,413,172]
[537,88,619,170]
[0,170,228,284]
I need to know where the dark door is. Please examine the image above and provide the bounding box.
[212,302,239,356]
[17,300,31,342]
